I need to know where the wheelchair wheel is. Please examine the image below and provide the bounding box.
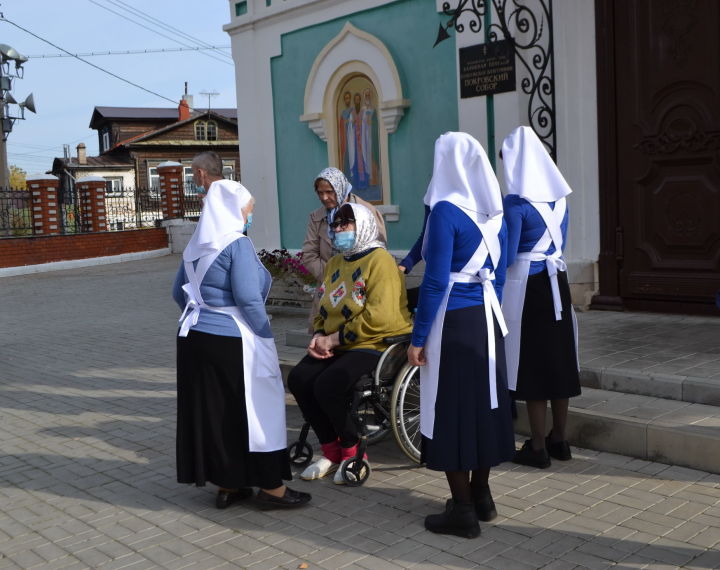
[390,364,422,464]
[340,457,371,487]
[287,441,313,467]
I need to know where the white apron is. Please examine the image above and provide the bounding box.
[420,215,508,439]
[177,236,287,453]
[501,198,579,391]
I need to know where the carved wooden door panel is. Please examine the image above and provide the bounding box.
[614,0,720,313]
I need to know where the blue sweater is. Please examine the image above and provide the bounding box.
[503,194,569,275]
[411,201,507,347]
[172,237,273,338]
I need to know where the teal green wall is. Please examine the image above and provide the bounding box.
[270,0,458,250]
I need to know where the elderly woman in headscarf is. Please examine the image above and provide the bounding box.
[302,167,387,328]
[288,202,412,484]
[500,126,580,470]
[407,132,515,539]
[173,151,311,511]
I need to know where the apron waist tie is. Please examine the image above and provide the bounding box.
[178,282,203,337]
[449,269,509,409]
[516,252,567,321]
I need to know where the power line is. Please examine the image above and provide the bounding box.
[88,0,232,66]
[105,0,233,62]
[1,17,179,105]
[28,46,231,59]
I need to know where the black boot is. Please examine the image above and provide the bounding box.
[473,486,497,522]
[425,500,480,538]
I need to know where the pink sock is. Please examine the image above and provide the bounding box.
[340,443,367,461]
[320,441,341,464]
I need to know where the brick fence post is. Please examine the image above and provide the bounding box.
[157,161,185,219]
[76,176,107,232]
[26,174,61,236]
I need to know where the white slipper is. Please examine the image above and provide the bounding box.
[300,457,338,480]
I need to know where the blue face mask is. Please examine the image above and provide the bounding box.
[333,230,356,251]
[195,185,206,197]
[244,213,253,232]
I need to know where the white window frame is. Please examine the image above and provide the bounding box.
[105,177,124,196]
[206,120,218,141]
[148,166,160,196]
[222,161,235,180]
[102,131,110,152]
[194,121,206,141]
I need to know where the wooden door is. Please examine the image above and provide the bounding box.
[595,0,720,314]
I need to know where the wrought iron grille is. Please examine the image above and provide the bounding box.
[437,0,557,159]
[0,185,201,237]
[0,189,33,237]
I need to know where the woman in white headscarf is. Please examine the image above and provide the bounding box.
[407,132,515,539]
[500,126,580,470]
[173,151,310,511]
[288,202,412,484]
[302,167,387,329]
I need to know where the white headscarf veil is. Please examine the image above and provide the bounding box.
[423,132,503,222]
[501,126,572,202]
[183,179,252,261]
[339,202,384,259]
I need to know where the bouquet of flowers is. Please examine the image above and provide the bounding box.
[258,249,317,292]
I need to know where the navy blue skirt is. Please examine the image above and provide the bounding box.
[421,305,516,471]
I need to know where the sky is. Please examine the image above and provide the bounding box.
[1,0,237,176]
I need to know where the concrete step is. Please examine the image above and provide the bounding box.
[511,388,720,474]
[580,365,720,406]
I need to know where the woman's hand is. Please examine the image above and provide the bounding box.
[308,333,339,359]
[307,335,330,359]
[407,345,426,367]
[314,332,339,355]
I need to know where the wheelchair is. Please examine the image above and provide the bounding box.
[287,334,422,486]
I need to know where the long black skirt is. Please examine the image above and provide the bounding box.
[176,330,291,489]
[512,269,581,401]
[421,306,516,471]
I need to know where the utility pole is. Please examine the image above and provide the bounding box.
[0,41,35,187]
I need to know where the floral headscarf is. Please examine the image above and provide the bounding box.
[337,202,385,259]
[315,167,353,238]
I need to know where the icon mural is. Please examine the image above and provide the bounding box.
[336,75,382,202]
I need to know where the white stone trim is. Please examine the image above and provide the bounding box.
[301,22,409,138]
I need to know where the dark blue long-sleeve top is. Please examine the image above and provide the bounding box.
[172,237,273,338]
[411,200,507,347]
[503,194,569,275]
[399,205,431,273]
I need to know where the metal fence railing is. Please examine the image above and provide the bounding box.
[0,186,203,237]
[0,189,33,237]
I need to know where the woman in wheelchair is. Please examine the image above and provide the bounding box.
[287,202,413,484]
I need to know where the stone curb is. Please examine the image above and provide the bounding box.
[514,395,720,474]
[580,365,720,406]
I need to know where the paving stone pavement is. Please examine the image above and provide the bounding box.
[1,254,719,569]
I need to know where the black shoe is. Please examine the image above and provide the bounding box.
[215,487,254,509]
[425,501,480,538]
[546,433,572,461]
[445,492,498,523]
[513,440,551,469]
[474,486,498,522]
[254,487,311,510]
